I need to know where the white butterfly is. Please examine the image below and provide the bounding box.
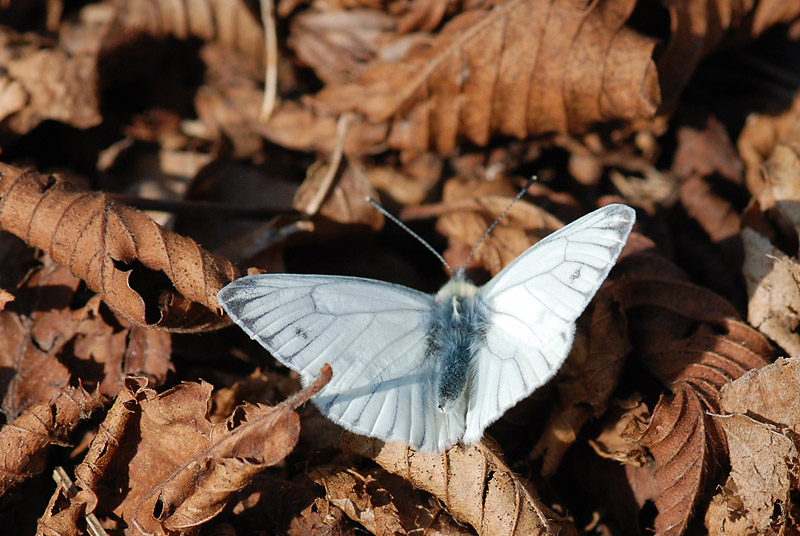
[217,203,635,452]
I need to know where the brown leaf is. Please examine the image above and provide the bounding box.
[365,163,440,206]
[708,414,796,534]
[706,357,800,533]
[738,91,800,212]
[288,9,397,84]
[106,0,266,67]
[656,0,800,107]
[742,228,800,355]
[614,248,773,535]
[75,367,330,534]
[672,113,743,183]
[293,131,384,231]
[589,397,650,466]
[0,28,101,134]
[310,465,471,535]
[0,163,238,331]
[343,437,576,536]
[0,258,172,420]
[0,386,103,496]
[433,178,564,274]
[677,174,745,305]
[719,357,800,435]
[532,287,631,475]
[317,0,660,154]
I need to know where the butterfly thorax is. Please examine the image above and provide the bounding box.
[428,278,488,414]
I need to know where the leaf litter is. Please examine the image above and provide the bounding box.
[0,0,799,534]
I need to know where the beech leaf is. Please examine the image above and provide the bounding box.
[0,163,238,331]
[342,436,576,536]
[69,367,331,534]
[0,386,102,496]
[317,0,660,154]
[310,465,471,535]
[706,358,800,533]
[742,228,800,355]
[613,246,773,535]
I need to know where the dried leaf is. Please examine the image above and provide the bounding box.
[293,150,383,231]
[705,358,800,533]
[318,0,660,154]
[589,397,650,466]
[106,0,266,67]
[677,174,745,305]
[742,228,800,355]
[0,386,102,495]
[366,164,440,206]
[289,9,397,84]
[73,367,330,534]
[0,258,172,420]
[672,114,742,183]
[343,437,576,536]
[0,163,238,331]
[613,248,773,535]
[739,92,800,212]
[656,0,800,106]
[311,465,470,535]
[532,287,631,475]
[719,357,800,434]
[0,29,101,134]
[708,415,796,534]
[433,178,564,274]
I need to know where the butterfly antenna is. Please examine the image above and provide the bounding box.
[458,176,537,274]
[367,197,455,276]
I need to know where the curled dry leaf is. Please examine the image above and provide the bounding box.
[66,367,331,534]
[311,465,471,535]
[0,289,13,310]
[706,358,800,533]
[0,386,102,496]
[742,228,800,355]
[317,0,660,154]
[106,0,266,67]
[0,163,238,331]
[0,258,171,421]
[342,436,576,536]
[656,0,800,106]
[611,244,772,536]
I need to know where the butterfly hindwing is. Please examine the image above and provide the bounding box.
[464,204,635,441]
[218,274,466,451]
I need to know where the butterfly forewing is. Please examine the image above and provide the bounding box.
[218,274,466,451]
[463,204,635,442]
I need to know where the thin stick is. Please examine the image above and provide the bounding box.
[303,114,351,215]
[259,0,278,122]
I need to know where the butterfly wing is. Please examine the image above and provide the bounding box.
[463,204,635,443]
[218,274,466,451]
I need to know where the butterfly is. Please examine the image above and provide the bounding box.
[217,203,635,452]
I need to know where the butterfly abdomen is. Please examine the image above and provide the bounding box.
[429,279,488,414]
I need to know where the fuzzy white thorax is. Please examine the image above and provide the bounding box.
[434,278,478,303]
